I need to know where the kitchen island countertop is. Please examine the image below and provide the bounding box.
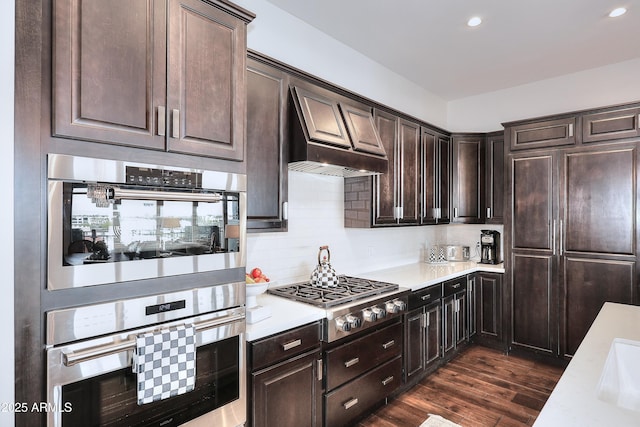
[534,302,640,426]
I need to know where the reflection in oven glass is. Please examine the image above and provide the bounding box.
[63,183,240,266]
[61,337,239,427]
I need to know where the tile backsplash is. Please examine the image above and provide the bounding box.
[247,171,503,284]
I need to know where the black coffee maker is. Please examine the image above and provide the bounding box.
[480,230,501,264]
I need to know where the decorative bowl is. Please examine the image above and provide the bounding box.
[246,281,270,308]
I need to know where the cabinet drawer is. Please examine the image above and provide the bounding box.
[582,107,640,143]
[325,322,402,390]
[251,321,321,370]
[325,356,402,427]
[444,276,467,297]
[408,283,443,309]
[509,117,576,150]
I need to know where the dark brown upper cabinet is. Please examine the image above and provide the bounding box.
[53,0,254,160]
[582,107,640,144]
[509,117,576,151]
[246,56,289,232]
[421,129,450,224]
[372,112,420,226]
[484,132,504,224]
[451,134,484,223]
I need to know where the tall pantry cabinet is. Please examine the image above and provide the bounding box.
[505,106,639,358]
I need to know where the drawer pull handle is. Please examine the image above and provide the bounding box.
[282,339,302,351]
[343,398,359,410]
[452,283,461,289]
[421,294,431,300]
[344,357,359,368]
[382,340,395,349]
[381,376,394,386]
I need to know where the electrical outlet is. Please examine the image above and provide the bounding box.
[476,241,481,249]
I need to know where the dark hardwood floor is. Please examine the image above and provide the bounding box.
[357,346,565,427]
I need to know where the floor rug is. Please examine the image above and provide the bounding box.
[419,414,462,427]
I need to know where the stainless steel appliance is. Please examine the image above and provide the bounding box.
[444,245,470,262]
[47,154,246,289]
[268,276,409,343]
[46,283,246,427]
[480,230,501,264]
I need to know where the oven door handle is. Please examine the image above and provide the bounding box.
[62,312,246,367]
[111,187,223,203]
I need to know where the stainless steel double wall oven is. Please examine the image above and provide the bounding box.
[45,154,248,427]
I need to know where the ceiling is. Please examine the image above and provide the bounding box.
[264,0,640,101]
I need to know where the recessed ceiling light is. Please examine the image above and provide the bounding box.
[609,7,627,17]
[467,16,482,27]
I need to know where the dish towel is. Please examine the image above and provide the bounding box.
[132,324,196,405]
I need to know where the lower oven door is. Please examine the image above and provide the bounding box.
[46,308,246,427]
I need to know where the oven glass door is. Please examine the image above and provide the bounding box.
[64,183,240,263]
[48,180,245,289]
[60,336,239,427]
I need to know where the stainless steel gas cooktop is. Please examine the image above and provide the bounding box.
[268,276,409,342]
[267,275,399,308]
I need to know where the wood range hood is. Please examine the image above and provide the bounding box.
[288,84,389,177]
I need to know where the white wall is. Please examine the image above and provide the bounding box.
[246,171,495,284]
[2,1,15,426]
[447,57,640,132]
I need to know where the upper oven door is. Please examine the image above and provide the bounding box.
[47,154,246,290]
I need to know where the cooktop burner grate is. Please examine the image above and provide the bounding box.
[267,275,399,308]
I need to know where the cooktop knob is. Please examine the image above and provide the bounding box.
[372,306,386,319]
[385,301,399,314]
[336,316,351,332]
[346,314,362,329]
[362,308,377,322]
[393,299,406,312]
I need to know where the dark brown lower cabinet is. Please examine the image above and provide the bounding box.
[251,349,322,427]
[475,272,504,349]
[404,301,441,382]
[563,258,635,356]
[325,356,402,427]
[324,321,403,427]
[249,321,322,427]
[442,277,468,359]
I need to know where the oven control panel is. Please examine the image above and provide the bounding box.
[126,166,202,188]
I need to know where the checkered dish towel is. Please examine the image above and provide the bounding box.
[132,324,196,405]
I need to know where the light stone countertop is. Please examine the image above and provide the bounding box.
[533,302,640,426]
[245,261,504,341]
[244,293,326,342]
[355,261,505,291]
